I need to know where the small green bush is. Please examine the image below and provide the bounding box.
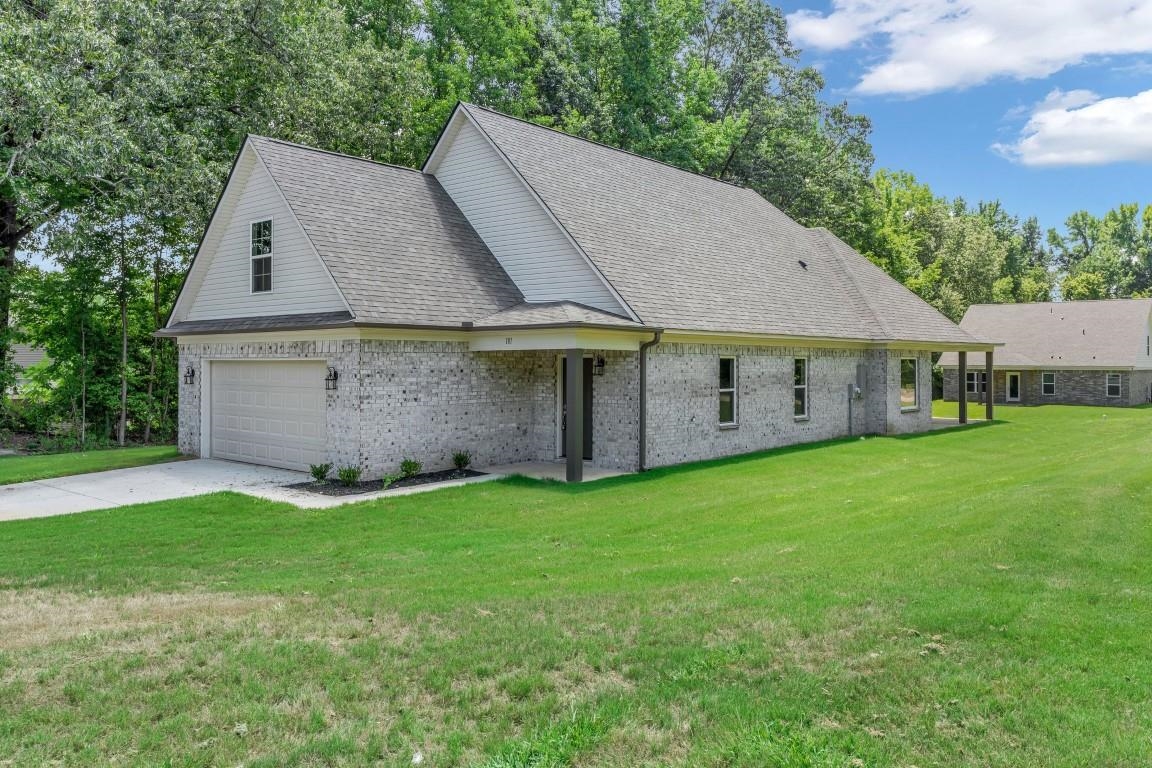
[452,450,471,470]
[400,458,422,478]
[309,463,333,482]
[336,465,362,487]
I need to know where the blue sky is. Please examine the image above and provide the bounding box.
[777,0,1152,234]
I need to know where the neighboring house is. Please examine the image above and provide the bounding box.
[158,103,993,481]
[11,343,46,393]
[939,299,1152,407]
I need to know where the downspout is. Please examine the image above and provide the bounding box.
[638,330,663,472]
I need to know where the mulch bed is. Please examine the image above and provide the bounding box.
[287,468,487,497]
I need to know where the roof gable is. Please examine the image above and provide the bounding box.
[939,299,1152,369]
[170,142,350,325]
[424,107,634,319]
[461,104,983,346]
[248,136,525,327]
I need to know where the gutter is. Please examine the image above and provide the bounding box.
[637,330,663,472]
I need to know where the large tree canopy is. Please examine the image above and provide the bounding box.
[3,0,1143,445]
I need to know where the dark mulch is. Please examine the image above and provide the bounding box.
[288,468,487,497]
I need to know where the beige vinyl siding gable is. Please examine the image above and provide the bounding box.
[179,148,346,323]
[429,118,627,317]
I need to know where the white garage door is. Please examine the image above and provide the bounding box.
[210,361,327,471]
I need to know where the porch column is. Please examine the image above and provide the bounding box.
[958,351,968,424]
[565,348,584,483]
[985,350,994,421]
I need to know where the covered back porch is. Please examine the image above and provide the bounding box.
[469,316,660,482]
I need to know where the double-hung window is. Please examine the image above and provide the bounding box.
[965,371,987,394]
[1042,372,1055,396]
[251,219,273,293]
[900,357,918,410]
[794,358,808,418]
[1106,372,1122,398]
[719,357,737,426]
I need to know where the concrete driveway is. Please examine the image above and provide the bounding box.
[0,459,308,521]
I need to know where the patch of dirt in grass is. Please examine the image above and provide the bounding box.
[0,589,280,650]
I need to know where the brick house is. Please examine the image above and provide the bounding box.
[159,103,992,481]
[939,299,1152,407]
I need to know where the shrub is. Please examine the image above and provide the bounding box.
[336,465,362,487]
[309,463,332,482]
[452,450,471,470]
[400,458,422,478]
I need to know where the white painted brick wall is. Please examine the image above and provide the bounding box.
[178,338,930,478]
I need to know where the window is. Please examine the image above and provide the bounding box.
[1042,372,1055,396]
[1106,372,1122,398]
[900,358,918,409]
[794,358,808,418]
[719,357,737,425]
[965,371,987,394]
[250,219,273,293]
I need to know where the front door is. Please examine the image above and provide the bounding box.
[1006,372,1021,402]
[561,357,594,460]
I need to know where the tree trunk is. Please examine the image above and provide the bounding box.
[0,199,22,400]
[143,251,162,444]
[80,317,87,449]
[116,219,129,447]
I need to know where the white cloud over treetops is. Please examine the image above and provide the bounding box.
[787,1,1152,96]
[993,88,1152,166]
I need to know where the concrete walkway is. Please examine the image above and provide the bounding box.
[0,458,508,521]
[0,460,309,521]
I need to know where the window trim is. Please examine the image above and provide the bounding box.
[899,357,919,411]
[965,370,987,394]
[1041,371,1055,396]
[249,217,274,294]
[793,357,809,420]
[718,356,737,427]
[1106,372,1122,398]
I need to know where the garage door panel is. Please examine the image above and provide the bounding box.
[211,361,327,471]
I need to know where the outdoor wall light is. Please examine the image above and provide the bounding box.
[593,356,606,376]
[325,366,340,391]
[183,365,195,385]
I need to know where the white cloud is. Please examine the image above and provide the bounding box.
[787,1,1152,95]
[993,88,1152,166]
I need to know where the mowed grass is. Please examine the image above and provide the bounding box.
[1,405,1150,767]
[0,445,181,485]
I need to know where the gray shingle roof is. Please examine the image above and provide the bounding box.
[462,104,987,347]
[938,299,1152,369]
[248,136,523,326]
[158,311,354,336]
[473,301,644,329]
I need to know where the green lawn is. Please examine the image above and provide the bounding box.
[0,444,181,485]
[1,405,1150,766]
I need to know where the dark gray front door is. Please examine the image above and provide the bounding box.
[561,357,593,460]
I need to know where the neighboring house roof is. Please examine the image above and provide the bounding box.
[455,103,985,347]
[938,299,1152,369]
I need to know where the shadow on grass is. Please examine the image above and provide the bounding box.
[495,418,1005,495]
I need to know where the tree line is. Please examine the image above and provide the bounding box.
[2,0,1147,446]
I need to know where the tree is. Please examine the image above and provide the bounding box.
[0,0,131,396]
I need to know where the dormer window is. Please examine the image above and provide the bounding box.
[251,219,273,293]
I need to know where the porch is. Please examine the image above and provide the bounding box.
[480,460,631,483]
